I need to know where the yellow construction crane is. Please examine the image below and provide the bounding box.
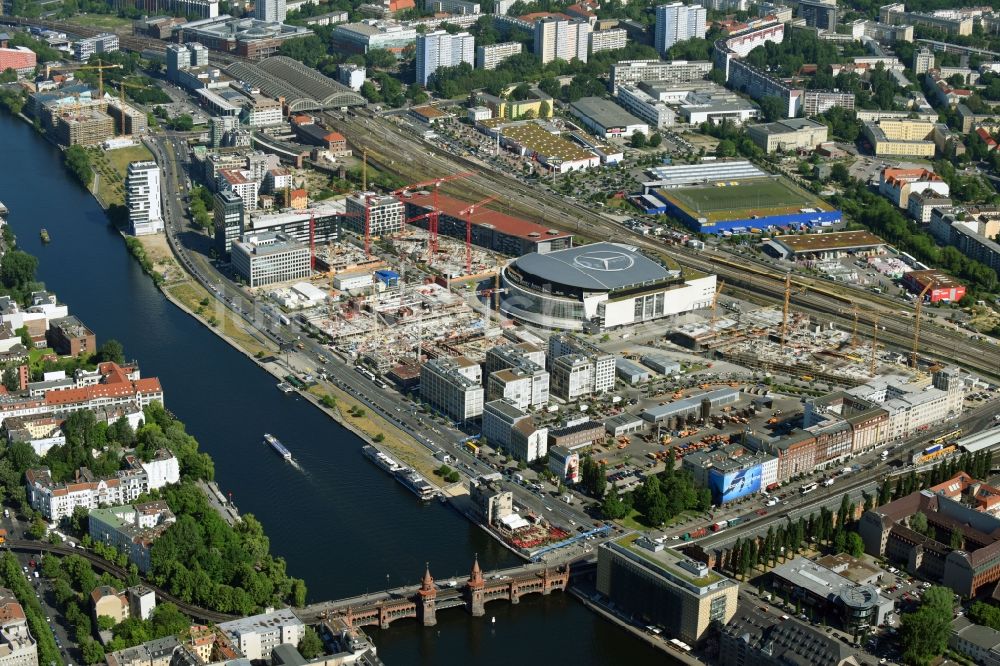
[74,61,122,98]
[870,313,880,376]
[911,282,933,369]
[711,279,725,337]
[115,79,149,137]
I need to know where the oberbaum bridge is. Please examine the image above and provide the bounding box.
[297,557,573,629]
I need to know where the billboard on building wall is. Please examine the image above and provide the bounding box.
[711,465,762,504]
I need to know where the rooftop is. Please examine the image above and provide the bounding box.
[773,230,885,253]
[405,191,572,242]
[570,96,647,130]
[497,121,596,163]
[611,533,727,591]
[509,242,670,291]
[906,268,963,290]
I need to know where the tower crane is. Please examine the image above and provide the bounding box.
[114,79,150,137]
[73,61,122,98]
[870,313,880,376]
[457,195,498,275]
[911,282,933,369]
[780,273,791,350]
[391,172,473,260]
[710,279,725,337]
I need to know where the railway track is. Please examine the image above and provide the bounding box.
[5,539,238,623]
[337,113,1000,379]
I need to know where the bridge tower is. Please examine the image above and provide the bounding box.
[467,555,486,617]
[417,563,437,627]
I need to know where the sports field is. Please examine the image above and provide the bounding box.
[660,177,830,222]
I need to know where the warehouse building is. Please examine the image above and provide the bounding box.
[902,269,966,303]
[764,231,886,260]
[569,96,649,139]
[640,388,740,423]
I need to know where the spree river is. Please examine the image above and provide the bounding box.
[0,114,665,665]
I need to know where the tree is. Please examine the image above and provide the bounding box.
[28,517,46,540]
[149,603,188,638]
[80,638,105,665]
[2,367,18,391]
[900,586,953,666]
[539,100,551,118]
[648,132,662,148]
[715,139,736,157]
[845,532,865,558]
[298,627,323,659]
[97,339,125,365]
[909,512,930,536]
[630,131,647,148]
[0,250,38,292]
[759,95,787,122]
[831,162,850,184]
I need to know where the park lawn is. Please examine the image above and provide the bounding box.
[27,347,56,370]
[91,144,154,207]
[66,14,133,29]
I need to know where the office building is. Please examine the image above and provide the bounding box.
[420,356,484,422]
[125,162,164,237]
[331,20,417,55]
[244,95,282,126]
[213,190,245,256]
[486,365,549,410]
[231,232,311,287]
[344,192,404,235]
[416,30,475,85]
[770,558,893,629]
[165,42,209,83]
[0,47,36,76]
[482,400,547,461]
[73,33,118,61]
[548,334,615,394]
[88,501,176,573]
[218,169,260,212]
[484,342,546,376]
[720,604,861,666]
[798,0,838,31]
[534,17,591,64]
[597,534,738,643]
[218,609,304,661]
[570,96,649,139]
[254,0,287,23]
[654,3,706,56]
[747,118,829,153]
[475,41,522,69]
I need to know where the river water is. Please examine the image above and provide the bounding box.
[0,114,665,665]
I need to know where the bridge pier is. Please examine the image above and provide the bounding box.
[467,556,486,617]
[417,564,437,627]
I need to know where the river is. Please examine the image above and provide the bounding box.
[0,113,665,665]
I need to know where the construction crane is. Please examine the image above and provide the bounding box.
[74,61,122,98]
[114,79,149,137]
[911,282,933,369]
[870,313,880,376]
[457,195,498,275]
[711,279,725,337]
[851,305,859,348]
[391,172,473,260]
[780,273,791,350]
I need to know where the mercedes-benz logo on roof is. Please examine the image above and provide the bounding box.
[572,251,635,272]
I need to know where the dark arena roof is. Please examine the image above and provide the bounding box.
[509,242,673,292]
[225,56,365,111]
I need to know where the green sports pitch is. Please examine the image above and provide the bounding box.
[660,177,829,222]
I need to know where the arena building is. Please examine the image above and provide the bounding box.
[500,242,716,331]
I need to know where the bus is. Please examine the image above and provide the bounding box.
[800,482,818,495]
[930,429,963,446]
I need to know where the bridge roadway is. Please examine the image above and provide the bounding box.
[334,111,1000,381]
[4,540,238,623]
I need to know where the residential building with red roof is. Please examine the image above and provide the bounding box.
[976,127,998,151]
[878,167,950,207]
[0,588,37,666]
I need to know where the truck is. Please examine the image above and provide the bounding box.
[822,478,835,487]
[711,520,729,532]
[682,527,709,541]
[279,314,291,326]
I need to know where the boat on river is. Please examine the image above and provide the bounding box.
[264,433,292,461]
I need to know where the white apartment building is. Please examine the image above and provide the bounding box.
[589,28,627,54]
[26,467,150,521]
[245,95,283,127]
[219,609,304,661]
[125,161,164,236]
[0,592,37,666]
[218,169,260,212]
[475,41,522,69]
[345,192,404,235]
[654,3,706,56]
[482,400,548,462]
[254,0,287,23]
[416,30,475,86]
[486,366,549,410]
[534,17,591,64]
[420,356,484,422]
[231,232,311,287]
[609,59,713,92]
[846,370,965,441]
[264,168,293,194]
[550,354,595,401]
[337,63,366,90]
[484,342,546,375]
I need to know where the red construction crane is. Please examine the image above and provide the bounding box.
[402,211,435,264]
[392,172,473,258]
[457,196,498,275]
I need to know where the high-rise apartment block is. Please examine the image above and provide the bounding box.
[416,30,475,85]
[475,41,522,69]
[254,0,287,23]
[533,17,591,64]
[344,192,404,235]
[125,162,164,236]
[654,3,706,56]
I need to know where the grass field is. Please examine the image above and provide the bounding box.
[66,14,133,30]
[90,144,154,207]
[662,177,829,223]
